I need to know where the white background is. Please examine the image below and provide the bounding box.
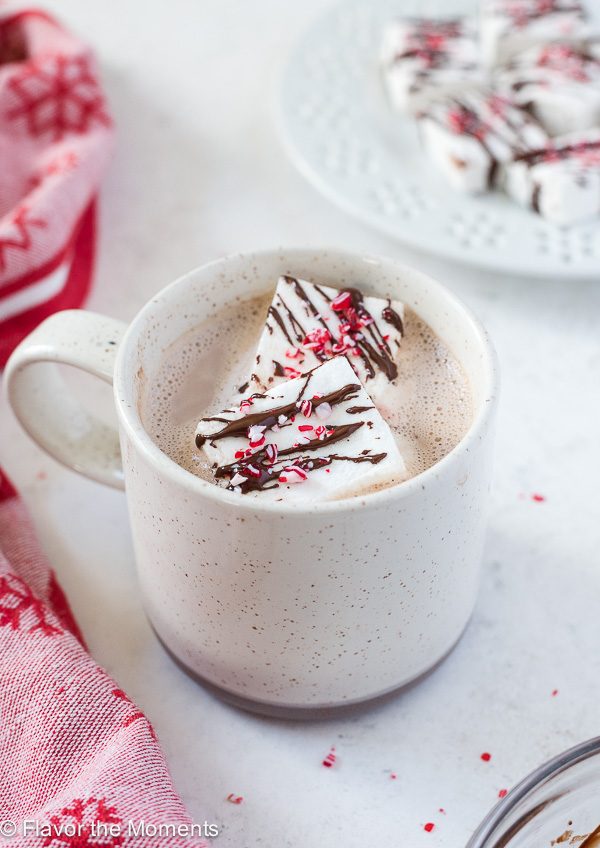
[2,2,600,846]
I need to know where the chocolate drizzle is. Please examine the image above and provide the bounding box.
[350,288,399,380]
[382,299,404,335]
[195,381,361,448]
[423,95,546,188]
[264,277,402,384]
[514,138,600,168]
[196,372,389,494]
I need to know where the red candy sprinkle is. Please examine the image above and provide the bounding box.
[303,328,331,352]
[284,366,301,379]
[298,425,313,432]
[300,399,313,418]
[532,493,546,502]
[331,291,353,311]
[265,444,278,465]
[551,689,559,696]
[481,752,492,762]
[245,464,261,479]
[279,465,308,484]
[390,773,397,780]
[424,823,435,833]
[234,450,245,459]
[248,425,266,449]
[498,789,508,799]
[286,347,302,359]
[226,793,244,805]
[322,747,337,768]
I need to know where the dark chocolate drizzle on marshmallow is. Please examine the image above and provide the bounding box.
[420,94,546,188]
[264,277,403,384]
[196,372,387,494]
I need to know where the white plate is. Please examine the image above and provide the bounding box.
[279,0,600,278]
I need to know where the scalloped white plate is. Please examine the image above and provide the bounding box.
[279,0,600,278]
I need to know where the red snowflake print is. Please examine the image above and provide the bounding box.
[5,54,111,141]
[0,206,46,272]
[112,688,157,740]
[43,797,123,847]
[0,573,61,637]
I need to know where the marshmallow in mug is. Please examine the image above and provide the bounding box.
[503,130,600,224]
[195,355,407,501]
[495,42,600,136]
[381,16,481,113]
[480,0,588,67]
[248,275,405,407]
[417,90,548,194]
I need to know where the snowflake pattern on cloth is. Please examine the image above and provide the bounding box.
[0,470,209,847]
[0,7,114,365]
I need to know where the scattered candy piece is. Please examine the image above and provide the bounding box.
[481,752,492,762]
[498,789,508,799]
[424,822,435,833]
[322,747,337,768]
[532,493,546,502]
[390,773,397,780]
[226,793,244,805]
[552,688,559,696]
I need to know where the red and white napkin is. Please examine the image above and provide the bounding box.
[0,3,113,366]
[0,474,210,846]
[1,8,211,846]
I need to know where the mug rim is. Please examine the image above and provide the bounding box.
[113,247,500,515]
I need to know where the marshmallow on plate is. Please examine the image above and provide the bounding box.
[503,130,600,224]
[495,42,600,136]
[480,0,588,68]
[417,90,548,193]
[381,16,481,113]
[195,356,407,502]
[247,275,405,407]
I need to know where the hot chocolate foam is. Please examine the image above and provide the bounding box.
[141,292,474,490]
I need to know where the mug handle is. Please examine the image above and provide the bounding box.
[4,310,128,490]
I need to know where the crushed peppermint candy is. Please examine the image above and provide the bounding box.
[265,444,278,465]
[331,290,353,311]
[279,465,308,484]
[248,425,267,448]
[299,399,313,418]
[322,746,337,768]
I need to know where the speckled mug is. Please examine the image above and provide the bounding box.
[5,249,499,717]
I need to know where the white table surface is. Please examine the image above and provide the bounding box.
[2,2,600,846]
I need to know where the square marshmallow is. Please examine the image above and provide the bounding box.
[381,16,481,113]
[495,43,600,136]
[195,356,407,503]
[481,0,588,68]
[248,275,405,408]
[417,90,548,194]
[503,130,600,225]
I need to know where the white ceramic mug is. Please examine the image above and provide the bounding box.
[5,249,499,717]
